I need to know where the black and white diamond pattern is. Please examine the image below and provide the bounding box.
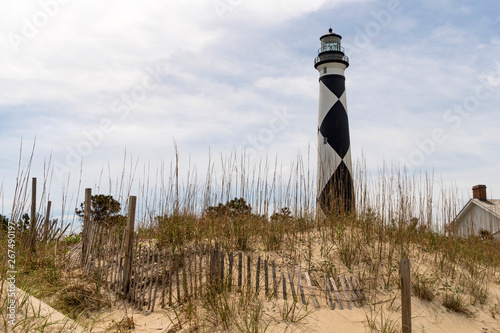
[317,74,354,215]
[318,161,353,215]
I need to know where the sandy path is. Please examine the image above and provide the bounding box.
[1,281,85,333]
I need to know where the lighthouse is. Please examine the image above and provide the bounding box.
[314,28,354,215]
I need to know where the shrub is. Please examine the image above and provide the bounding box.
[75,194,126,228]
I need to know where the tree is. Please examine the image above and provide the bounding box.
[76,194,125,228]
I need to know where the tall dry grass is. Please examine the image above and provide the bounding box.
[1,145,500,331]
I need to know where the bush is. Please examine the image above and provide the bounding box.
[75,194,126,228]
[205,197,252,218]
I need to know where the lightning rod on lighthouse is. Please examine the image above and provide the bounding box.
[314,28,354,215]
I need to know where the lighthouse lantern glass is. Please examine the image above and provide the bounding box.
[321,36,341,52]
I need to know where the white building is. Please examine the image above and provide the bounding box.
[451,185,500,239]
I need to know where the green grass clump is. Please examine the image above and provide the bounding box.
[442,292,468,314]
[412,271,436,302]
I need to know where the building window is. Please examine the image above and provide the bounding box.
[323,137,328,144]
[323,67,327,74]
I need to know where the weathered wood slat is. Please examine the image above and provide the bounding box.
[102,230,108,282]
[188,246,193,298]
[140,247,151,311]
[350,274,363,303]
[161,248,168,308]
[204,244,208,293]
[304,271,319,309]
[199,244,204,296]
[96,230,102,282]
[338,275,352,310]
[147,247,155,310]
[247,254,251,287]
[176,248,181,303]
[169,248,174,305]
[256,256,261,294]
[264,259,269,296]
[324,274,335,310]
[213,243,219,286]
[287,268,296,299]
[344,275,359,308]
[116,228,127,293]
[238,252,243,289]
[272,261,277,298]
[109,231,118,291]
[118,257,124,301]
[104,229,115,288]
[193,245,198,297]
[205,244,211,287]
[91,225,100,274]
[228,252,234,291]
[329,277,344,310]
[102,229,110,287]
[84,223,96,274]
[128,240,138,303]
[220,250,225,289]
[297,268,306,305]
[282,273,287,300]
[106,227,114,287]
[143,248,154,310]
[136,247,145,308]
[182,248,188,301]
[151,248,161,311]
[131,245,141,305]
[104,229,110,282]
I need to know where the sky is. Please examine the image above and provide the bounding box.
[1,0,499,224]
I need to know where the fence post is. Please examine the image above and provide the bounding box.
[123,195,137,296]
[30,177,37,249]
[44,200,51,241]
[401,259,412,333]
[82,188,92,267]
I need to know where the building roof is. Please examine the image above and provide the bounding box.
[456,198,500,221]
[473,199,500,218]
[448,198,500,233]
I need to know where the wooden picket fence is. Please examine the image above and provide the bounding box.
[80,190,365,312]
[82,233,365,311]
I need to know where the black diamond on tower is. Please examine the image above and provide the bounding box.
[319,100,350,158]
[320,75,345,98]
[318,161,353,215]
